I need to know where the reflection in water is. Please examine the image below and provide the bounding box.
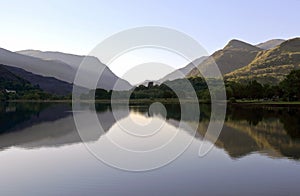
[0,103,299,161]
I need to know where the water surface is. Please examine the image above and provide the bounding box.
[0,102,299,195]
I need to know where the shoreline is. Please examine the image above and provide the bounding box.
[3,99,300,106]
[231,101,300,107]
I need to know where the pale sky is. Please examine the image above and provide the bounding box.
[0,0,299,81]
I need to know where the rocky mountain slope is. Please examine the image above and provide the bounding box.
[186,39,262,77]
[225,38,300,84]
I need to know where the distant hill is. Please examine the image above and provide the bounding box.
[225,38,300,84]
[256,39,285,50]
[156,56,207,83]
[136,57,208,87]
[17,50,132,90]
[186,39,262,77]
[0,48,75,83]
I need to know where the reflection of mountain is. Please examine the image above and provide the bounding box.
[202,106,300,160]
[0,103,67,133]
[0,103,129,150]
[131,104,300,160]
[0,103,299,161]
[224,119,300,159]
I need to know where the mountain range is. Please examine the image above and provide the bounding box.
[0,37,299,96]
[186,38,300,85]
[187,39,263,78]
[225,38,300,84]
[17,50,132,90]
[0,48,132,95]
[255,39,285,50]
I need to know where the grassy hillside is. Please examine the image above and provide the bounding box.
[0,65,61,100]
[0,65,33,90]
[187,39,262,77]
[225,38,300,84]
[3,65,72,96]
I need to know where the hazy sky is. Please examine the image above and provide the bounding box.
[0,0,300,81]
[1,0,299,55]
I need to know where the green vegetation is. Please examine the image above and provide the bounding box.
[0,66,68,101]
[82,77,210,102]
[227,70,300,101]
[1,52,300,103]
[0,82,67,101]
[82,69,300,103]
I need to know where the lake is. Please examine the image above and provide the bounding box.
[0,102,299,195]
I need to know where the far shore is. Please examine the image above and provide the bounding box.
[3,99,300,106]
[232,100,300,107]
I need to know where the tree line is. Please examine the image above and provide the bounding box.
[86,70,300,102]
[2,69,300,102]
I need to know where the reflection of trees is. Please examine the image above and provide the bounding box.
[1,102,300,161]
[130,103,211,122]
[0,103,128,150]
[227,106,264,126]
[279,109,300,139]
[133,103,300,160]
[227,105,300,140]
[197,121,260,158]
[0,102,62,133]
[222,105,300,160]
[224,119,300,160]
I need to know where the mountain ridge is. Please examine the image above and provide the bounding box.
[256,39,285,50]
[186,39,262,77]
[17,49,132,90]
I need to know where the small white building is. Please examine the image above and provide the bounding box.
[5,89,16,94]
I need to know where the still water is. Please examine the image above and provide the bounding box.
[0,102,299,195]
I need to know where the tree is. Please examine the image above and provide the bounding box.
[0,90,7,102]
[246,80,263,99]
[280,70,300,101]
[95,89,110,99]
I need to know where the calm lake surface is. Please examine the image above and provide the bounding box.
[0,102,300,195]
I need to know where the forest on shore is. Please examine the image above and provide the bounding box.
[2,69,300,102]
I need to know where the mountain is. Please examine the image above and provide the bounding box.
[136,57,208,87]
[1,64,72,95]
[0,48,75,83]
[0,65,36,94]
[156,56,207,83]
[0,104,129,150]
[186,39,262,77]
[0,65,51,98]
[256,39,285,50]
[225,38,300,84]
[17,50,132,90]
